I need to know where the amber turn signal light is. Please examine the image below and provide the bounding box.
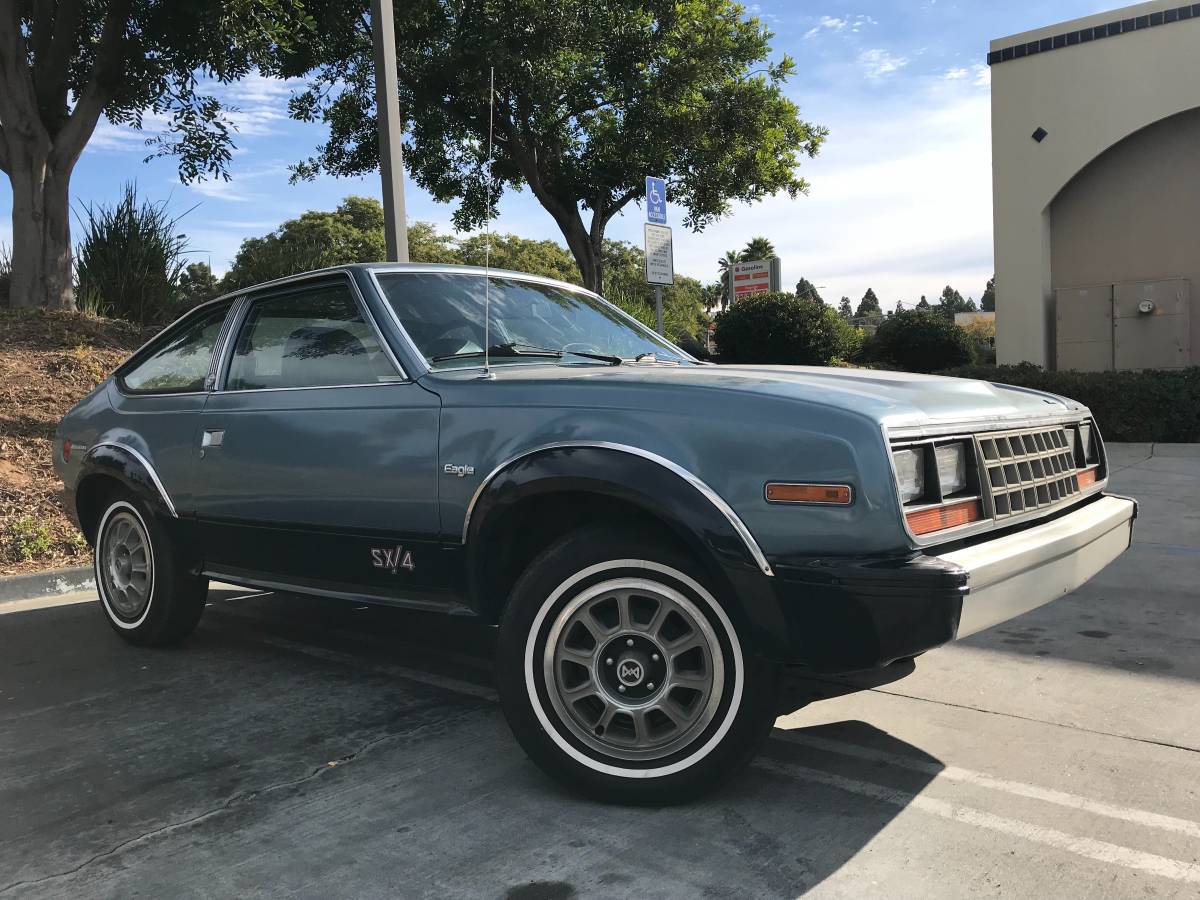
[765,483,853,505]
[906,499,982,535]
[1076,468,1098,489]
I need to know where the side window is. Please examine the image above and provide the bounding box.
[121,305,230,394]
[225,281,400,391]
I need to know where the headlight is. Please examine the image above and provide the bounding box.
[1079,422,1095,462]
[934,443,967,495]
[893,448,925,503]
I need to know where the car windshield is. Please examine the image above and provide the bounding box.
[374,272,693,370]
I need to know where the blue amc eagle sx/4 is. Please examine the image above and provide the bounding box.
[53,263,1136,802]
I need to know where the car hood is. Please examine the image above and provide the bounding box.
[432,363,1086,434]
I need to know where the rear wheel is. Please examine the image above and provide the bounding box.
[497,526,779,803]
[94,493,207,645]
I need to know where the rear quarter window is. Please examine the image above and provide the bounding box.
[120,304,230,394]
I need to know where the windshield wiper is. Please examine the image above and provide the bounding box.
[432,342,621,365]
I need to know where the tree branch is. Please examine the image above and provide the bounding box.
[0,121,9,174]
[33,0,84,134]
[53,0,129,168]
[0,0,43,135]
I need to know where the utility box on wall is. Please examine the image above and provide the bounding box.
[1055,278,1191,371]
[1113,279,1190,370]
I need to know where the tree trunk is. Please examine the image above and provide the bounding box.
[8,153,74,310]
[555,211,604,294]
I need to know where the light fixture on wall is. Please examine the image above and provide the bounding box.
[1032,126,1048,143]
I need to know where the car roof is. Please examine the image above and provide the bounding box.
[212,262,599,305]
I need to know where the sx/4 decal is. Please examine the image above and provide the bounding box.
[371,545,415,574]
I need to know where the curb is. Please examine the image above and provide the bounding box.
[0,566,95,605]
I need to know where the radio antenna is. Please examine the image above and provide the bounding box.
[479,66,496,380]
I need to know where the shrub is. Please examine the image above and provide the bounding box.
[961,318,996,365]
[938,363,1200,443]
[6,516,54,562]
[713,292,858,365]
[75,182,190,325]
[864,308,971,372]
[0,242,11,307]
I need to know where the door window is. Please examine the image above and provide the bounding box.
[120,304,230,394]
[226,281,401,390]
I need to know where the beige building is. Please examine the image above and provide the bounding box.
[990,1,1200,370]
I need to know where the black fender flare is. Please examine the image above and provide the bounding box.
[463,444,789,655]
[75,442,179,541]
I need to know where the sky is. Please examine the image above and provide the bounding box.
[0,1,1117,311]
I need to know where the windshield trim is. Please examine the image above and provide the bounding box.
[366,267,698,376]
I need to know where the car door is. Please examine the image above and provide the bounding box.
[194,274,447,606]
[107,302,234,513]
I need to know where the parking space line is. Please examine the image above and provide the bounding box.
[780,731,1200,840]
[757,759,1200,886]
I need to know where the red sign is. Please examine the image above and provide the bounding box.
[731,259,772,301]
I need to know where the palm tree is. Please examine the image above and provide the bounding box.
[742,236,776,261]
[716,249,742,310]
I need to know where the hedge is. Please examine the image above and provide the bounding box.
[938,363,1200,443]
[713,292,862,365]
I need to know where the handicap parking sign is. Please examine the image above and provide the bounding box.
[645,176,667,224]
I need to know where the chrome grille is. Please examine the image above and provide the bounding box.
[977,425,1080,519]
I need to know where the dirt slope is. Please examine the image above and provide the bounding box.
[0,310,152,574]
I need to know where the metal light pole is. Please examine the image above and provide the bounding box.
[371,0,409,262]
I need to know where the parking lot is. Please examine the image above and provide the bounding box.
[1,443,1198,899]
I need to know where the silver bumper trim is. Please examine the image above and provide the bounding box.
[937,496,1135,638]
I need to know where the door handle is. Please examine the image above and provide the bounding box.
[201,429,225,450]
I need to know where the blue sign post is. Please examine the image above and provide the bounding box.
[645,176,667,224]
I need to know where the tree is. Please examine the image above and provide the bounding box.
[0,1,313,310]
[284,0,826,293]
[179,262,221,308]
[937,285,977,317]
[863,308,972,373]
[713,291,859,365]
[456,233,579,284]
[221,196,386,292]
[916,295,931,309]
[854,288,882,319]
[981,274,996,312]
[717,249,742,309]
[837,296,852,320]
[600,239,710,345]
[795,278,823,305]
[742,236,776,261]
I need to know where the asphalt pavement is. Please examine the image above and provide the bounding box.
[1,443,1198,899]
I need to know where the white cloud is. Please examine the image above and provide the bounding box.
[182,161,291,203]
[805,14,877,39]
[859,48,910,79]
[973,64,992,87]
[643,78,994,309]
[942,67,969,80]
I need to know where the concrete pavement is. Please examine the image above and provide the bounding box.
[1,444,1198,898]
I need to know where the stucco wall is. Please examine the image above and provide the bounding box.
[990,0,1200,366]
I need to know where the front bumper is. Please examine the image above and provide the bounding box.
[764,493,1135,672]
[938,494,1135,638]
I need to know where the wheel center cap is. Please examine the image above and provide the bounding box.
[616,658,645,687]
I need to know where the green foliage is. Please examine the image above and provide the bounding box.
[938,365,1200,443]
[0,243,10,307]
[795,278,823,304]
[854,288,882,320]
[284,0,825,291]
[916,295,931,309]
[74,183,190,325]
[961,319,996,365]
[178,262,221,308]
[407,221,461,264]
[837,296,852,320]
[742,237,776,261]
[601,240,710,345]
[863,308,972,373]
[221,196,386,291]
[713,292,858,365]
[6,516,54,562]
[937,285,977,317]
[981,274,996,312]
[457,233,580,284]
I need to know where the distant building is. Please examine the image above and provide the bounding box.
[954,311,995,328]
[991,0,1199,370]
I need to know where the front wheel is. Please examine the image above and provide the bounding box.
[496,526,779,803]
